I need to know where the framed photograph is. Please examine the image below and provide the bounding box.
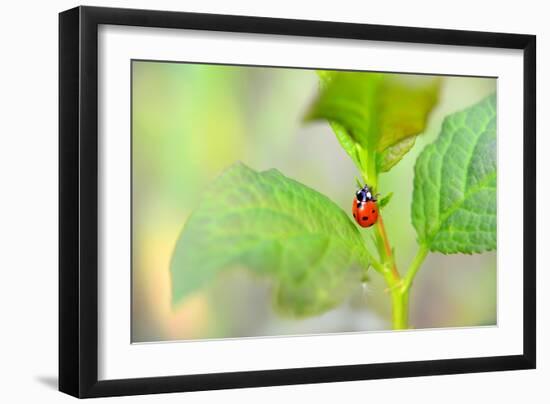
[59,6,536,398]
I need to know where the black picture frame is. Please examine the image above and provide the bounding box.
[59,5,536,398]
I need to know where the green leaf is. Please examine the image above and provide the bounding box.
[378,192,394,209]
[329,121,361,168]
[305,71,440,159]
[412,94,496,254]
[377,136,417,172]
[170,163,370,317]
[315,72,362,169]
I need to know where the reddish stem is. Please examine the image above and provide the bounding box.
[376,214,400,281]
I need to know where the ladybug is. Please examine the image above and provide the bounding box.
[352,185,379,228]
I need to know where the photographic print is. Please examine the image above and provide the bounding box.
[131,61,497,343]
[59,8,535,396]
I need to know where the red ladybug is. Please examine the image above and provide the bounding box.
[352,185,379,228]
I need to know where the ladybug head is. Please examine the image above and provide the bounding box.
[356,185,375,202]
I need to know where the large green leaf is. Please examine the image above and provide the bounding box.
[170,163,370,317]
[315,72,362,169]
[305,71,440,170]
[412,94,497,254]
[329,121,361,168]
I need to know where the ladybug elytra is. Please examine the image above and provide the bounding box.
[352,185,379,228]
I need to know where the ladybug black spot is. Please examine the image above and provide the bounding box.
[362,216,368,221]
[372,210,375,213]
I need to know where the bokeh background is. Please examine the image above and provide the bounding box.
[132,60,496,342]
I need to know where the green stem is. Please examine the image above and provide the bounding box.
[385,244,428,330]
[371,221,429,330]
[374,212,406,329]
[366,150,378,189]
[390,288,409,330]
[402,244,429,293]
[362,245,385,274]
[356,149,428,330]
[375,215,399,281]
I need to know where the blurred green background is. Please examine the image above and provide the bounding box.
[131,60,496,342]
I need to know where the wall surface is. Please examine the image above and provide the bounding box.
[0,0,546,402]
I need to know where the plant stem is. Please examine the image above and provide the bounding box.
[371,214,430,330]
[375,214,400,281]
[384,244,428,330]
[390,288,409,330]
[372,212,408,329]
[402,244,429,293]
[358,151,428,330]
[362,245,385,274]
